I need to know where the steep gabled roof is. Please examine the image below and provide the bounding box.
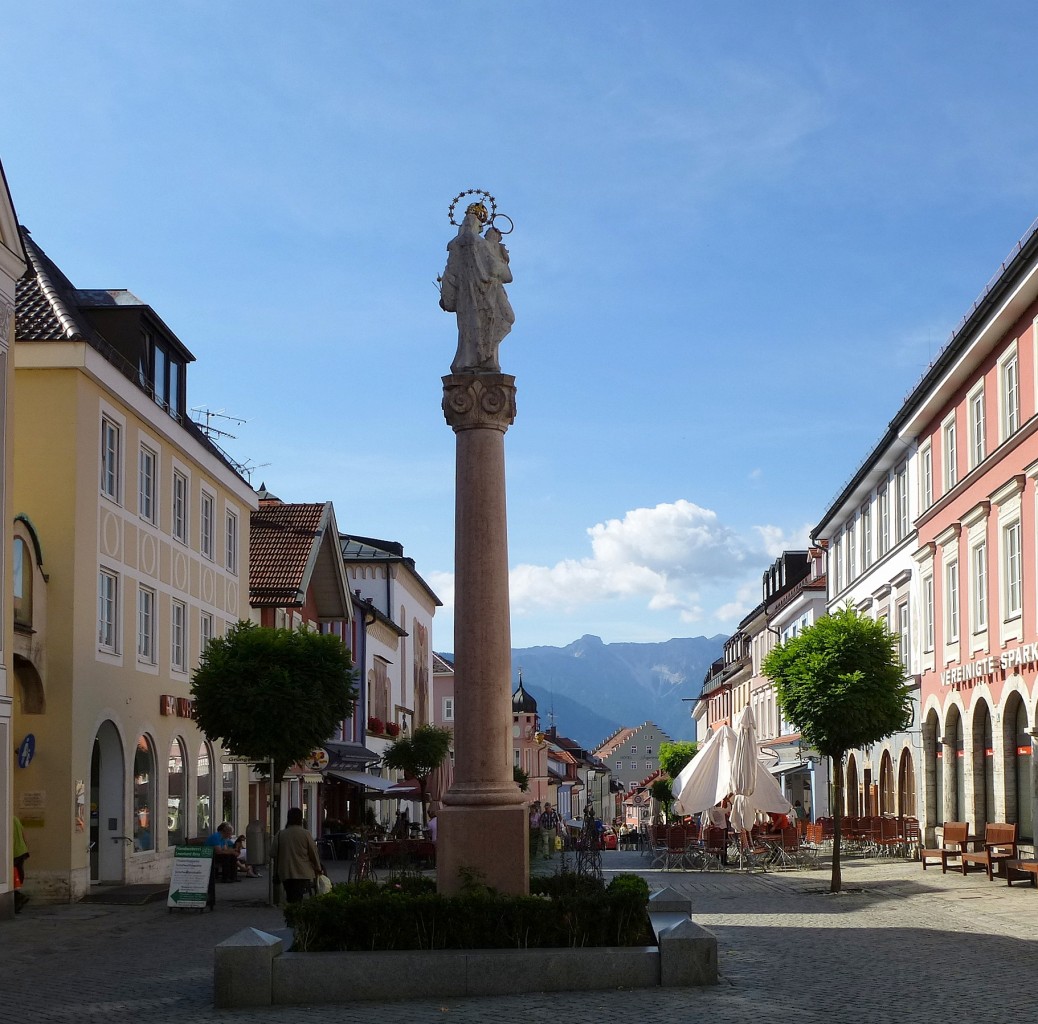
[17,229,93,340]
[593,726,638,760]
[250,500,352,620]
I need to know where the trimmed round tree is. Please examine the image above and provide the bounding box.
[762,605,912,892]
[191,620,357,821]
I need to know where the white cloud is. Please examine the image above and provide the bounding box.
[753,523,812,558]
[430,501,808,643]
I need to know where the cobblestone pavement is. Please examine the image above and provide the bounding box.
[2,850,1036,1023]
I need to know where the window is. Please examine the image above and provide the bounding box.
[943,417,957,492]
[923,575,935,651]
[848,522,857,580]
[133,736,156,852]
[878,486,890,557]
[896,463,910,540]
[200,491,215,559]
[443,697,454,721]
[13,537,32,627]
[138,445,156,522]
[171,599,186,672]
[861,503,872,569]
[615,761,623,772]
[1004,520,1022,619]
[101,416,121,501]
[146,330,184,419]
[196,742,213,837]
[969,386,986,468]
[200,611,214,656]
[172,470,188,543]
[919,443,933,510]
[98,570,118,651]
[945,560,959,643]
[630,744,638,755]
[897,600,910,669]
[831,532,843,592]
[971,541,987,633]
[645,746,653,756]
[137,586,156,663]
[1001,349,1020,440]
[168,738,186,846]
[225,510,238,574]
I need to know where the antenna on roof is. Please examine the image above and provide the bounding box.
[190,407,266,483]
[191,406,246,442]
[238,459,272,484]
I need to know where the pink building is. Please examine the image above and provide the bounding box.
[907,221,1038,845]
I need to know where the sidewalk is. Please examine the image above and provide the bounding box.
[1,849,1036,1023]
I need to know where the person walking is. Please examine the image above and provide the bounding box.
[541,803,561,859]
[13,815,28,913]
[271,807,322,904]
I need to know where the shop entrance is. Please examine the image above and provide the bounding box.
[89,721,125,884]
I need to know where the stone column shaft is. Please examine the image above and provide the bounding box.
[437,373,528,894]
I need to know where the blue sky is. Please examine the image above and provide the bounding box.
[6,3,1038,649]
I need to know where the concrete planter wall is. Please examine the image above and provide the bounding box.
[214,888,717,1008]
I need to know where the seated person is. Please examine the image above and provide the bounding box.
[205,822,239,881]
[234,834,260,877]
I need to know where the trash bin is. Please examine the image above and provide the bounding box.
[245,820,268,867]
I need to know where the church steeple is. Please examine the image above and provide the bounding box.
[511,669,538,714]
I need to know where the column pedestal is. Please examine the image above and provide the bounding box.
[437,373,528,895]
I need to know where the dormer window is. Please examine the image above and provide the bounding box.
[145,329,184,420]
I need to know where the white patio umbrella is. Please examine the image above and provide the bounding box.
[728,704,792,833]
[670,725,736,815]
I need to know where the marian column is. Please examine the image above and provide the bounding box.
[435,192,528,895]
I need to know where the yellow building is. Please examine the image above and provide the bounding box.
[0,163,27,919]
[11,229,257,901]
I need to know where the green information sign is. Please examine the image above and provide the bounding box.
[167,845,213,910]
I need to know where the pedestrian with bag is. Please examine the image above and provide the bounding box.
[270,807,322,904]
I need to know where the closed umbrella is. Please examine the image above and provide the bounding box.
[670,725,736,815]
[729,704,791,834]
[729,705,759,834]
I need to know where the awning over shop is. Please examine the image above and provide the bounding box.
[326,770,399,791]
[383,778,422,798]
[770,759,810,777]
[323,741,381,768]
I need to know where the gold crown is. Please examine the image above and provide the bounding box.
[466,201,489,223]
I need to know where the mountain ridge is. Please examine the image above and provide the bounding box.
[441,633,726,751]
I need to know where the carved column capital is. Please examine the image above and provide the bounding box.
[442,373,517,433]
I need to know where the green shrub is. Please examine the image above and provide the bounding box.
[284,872,653,952]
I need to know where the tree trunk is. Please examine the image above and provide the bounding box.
[831,753,844,893]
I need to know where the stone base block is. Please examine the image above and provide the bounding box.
[435,802,528,895]
[214,927,283,1008]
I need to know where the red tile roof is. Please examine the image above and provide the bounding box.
[249,502,329,607]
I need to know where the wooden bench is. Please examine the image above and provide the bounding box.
[920,821,969,873]
[961,823,1018,880]
[1004,859,1038,887]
